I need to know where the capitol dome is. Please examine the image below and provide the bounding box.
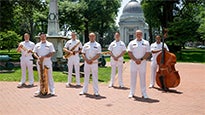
[118,0,149,45]
[122,0,143,14]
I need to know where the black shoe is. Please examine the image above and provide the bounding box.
[28,84,34,87]
[17,83,26,88]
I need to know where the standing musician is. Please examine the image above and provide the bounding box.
[127,30,151,99]
[79,32,101,96]
[17,33,35,88]
[33,32,56,96]
[63,32,82,87]
[108,32,126,88]
[149,35,169,88]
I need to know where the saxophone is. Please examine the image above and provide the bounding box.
[39,60,49,96]
[63,42,80,59]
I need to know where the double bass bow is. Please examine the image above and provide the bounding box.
[156,29,180,91]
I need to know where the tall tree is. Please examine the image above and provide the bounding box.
[141,0,179,43]
[59,0,87,33]
[196,1,205,44]
[59,0,121,45]
[87,0,120,47]
[13,0,44,42]
[141,1,162,43]
[0,0,15,32]
[167,0,204,50]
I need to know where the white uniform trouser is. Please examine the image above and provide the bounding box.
[67,55,80,85]
[37,59,55,93]
[82,62,98,93]
[150,61,158,86]
[129,60,147,96]
[20,57,34,84]
[110,60,123,86]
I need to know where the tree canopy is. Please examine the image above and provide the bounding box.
[0,0,121,49]
[59,0,121,45]
[141,0,205,51]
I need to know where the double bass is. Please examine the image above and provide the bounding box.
[156,29,180,91]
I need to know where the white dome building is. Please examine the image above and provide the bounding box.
[119,0,149,45]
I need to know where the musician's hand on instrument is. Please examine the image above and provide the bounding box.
[19,44,23,48]
[39,56,44,62]
[27,49,32,53]
[17,44,23,50]
[37,57,44,65]
[73,51,76,55]
[68,51,73,55]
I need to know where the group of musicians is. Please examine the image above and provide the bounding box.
[17,29,168,98]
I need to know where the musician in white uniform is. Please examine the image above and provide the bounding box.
[79,32,101,96]
[108,32,126,88]
[33,32,56,96]
[17,33,35,88]
[63,32,82,87]
[149,35,169,88]
[127,30,151,99]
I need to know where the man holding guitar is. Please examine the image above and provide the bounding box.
[17,33,35,88]
[63,32,82,87]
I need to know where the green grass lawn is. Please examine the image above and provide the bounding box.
[0,67,111,83]
[176,48,205,63]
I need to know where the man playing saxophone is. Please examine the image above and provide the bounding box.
[63,32,82,87]
[33,32,56,96]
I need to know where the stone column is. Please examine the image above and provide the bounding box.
[47,0,59,36]
[46,0,64,62]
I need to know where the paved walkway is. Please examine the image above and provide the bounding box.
[0,62,205,115]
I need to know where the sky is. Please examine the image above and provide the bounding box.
[116,0,141,26]
[115,0,129,25]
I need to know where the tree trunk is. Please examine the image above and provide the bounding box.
[99,32,103,48]
[84,20,89,43]
[162,1,175,28]
[149,25,153,43]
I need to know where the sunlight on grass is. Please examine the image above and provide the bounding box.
[0,67,111,83]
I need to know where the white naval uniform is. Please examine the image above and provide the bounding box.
[81,41,101,94]
[33,41,56,94]
[127,39,150,97]
[150,42,169,87]
[108,40,126,87]
[64,39,82,85]
[19,41,35,85]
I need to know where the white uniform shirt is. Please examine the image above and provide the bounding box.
[82,41,101,63]
[127,39,150,59]
[150,42,169,62]
[19,41,35,59]
[108,40,126,61]
[64,39,82,54]
[33,41,55,61]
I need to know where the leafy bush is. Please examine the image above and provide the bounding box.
[0,31,21,52]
